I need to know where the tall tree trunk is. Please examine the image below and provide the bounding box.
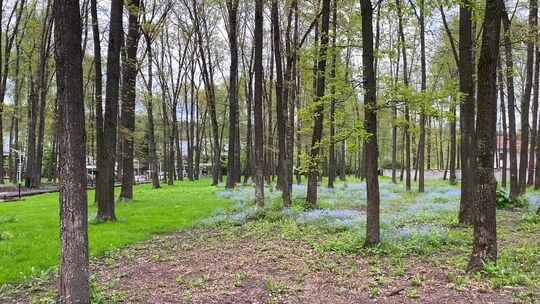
[417,0,426,192]
[226,0,240,189]
[9,40,22,184]
[97,0,123,222]
[396,0,411,191]
[25,78,37,188]
[361,0,381,247]
[91,0,104,204]
[468,0,501,272]
[459,0,476,225]
[530,43,540,185]
[518,0,537,194]
[54,1,90,301]
[119,0,140,201]
[192,0,221,186]
[327,0,337,189]
[34,10,53,189]
[0,0,26,185]
[306,0,331,208]
[271,0,291,207]
[499,60,508,188]
[144,36,160,189]
[502,10,519,198]
[254,0,265,207]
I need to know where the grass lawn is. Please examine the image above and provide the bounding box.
[0,179,230,284]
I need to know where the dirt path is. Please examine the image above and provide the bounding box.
[84,228,515,303]
[0,226,525,303]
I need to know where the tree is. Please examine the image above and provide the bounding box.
[518,0,537,194]
[271,0,291,207]
[306,0,331,208]
[54,0,89,301]
[119,0,142,201]
[225,0,240,189]
[97,0,123,222]
[528,39,540,186]
[327,0,338,189]
[361,0,381,247]
[189,0,221,186]
[140,0,166,190]
[502,7,519,199]
[91,0,104,202]
[458,0,476,225]
[417,0,426,193]
[396,0,411,192]
[468,0,501,272]
[253,0,265,208]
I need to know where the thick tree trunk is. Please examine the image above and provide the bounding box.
[361,0,381,247]
[459,0,476,225]
[468,0,501,272]
[54,1,90,301]
[97,0,123,222]
[119,0,140,201]
[306,0,331,208]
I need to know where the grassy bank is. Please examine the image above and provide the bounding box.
[0,179,229,284]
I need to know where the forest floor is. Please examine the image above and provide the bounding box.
[1,178,539,303]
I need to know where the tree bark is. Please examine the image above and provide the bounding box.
[306,0,331,208]
[54,0,90,301]
[528,45,540,185]
[327,0,337,189]
[271,0,291,207]
[459,0,477,225]
[499,60,508,188]
[97,0,123,222]
[119,0,141,201]
[468,0,501,272]
[361,0,381,247]
[254,0,265,207]
[502,10,520,198]
[396,0,411,191]
[226,0,240,189]
[417,0,426,192]
[518,0,537,194]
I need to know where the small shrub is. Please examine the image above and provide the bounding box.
[496,190,528,210]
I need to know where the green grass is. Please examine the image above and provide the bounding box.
[0,179,229,284]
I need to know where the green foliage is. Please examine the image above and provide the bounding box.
[496,190,529,210]
[380,158,402,170]
[483,245,540,289]
[518,212,540,233]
